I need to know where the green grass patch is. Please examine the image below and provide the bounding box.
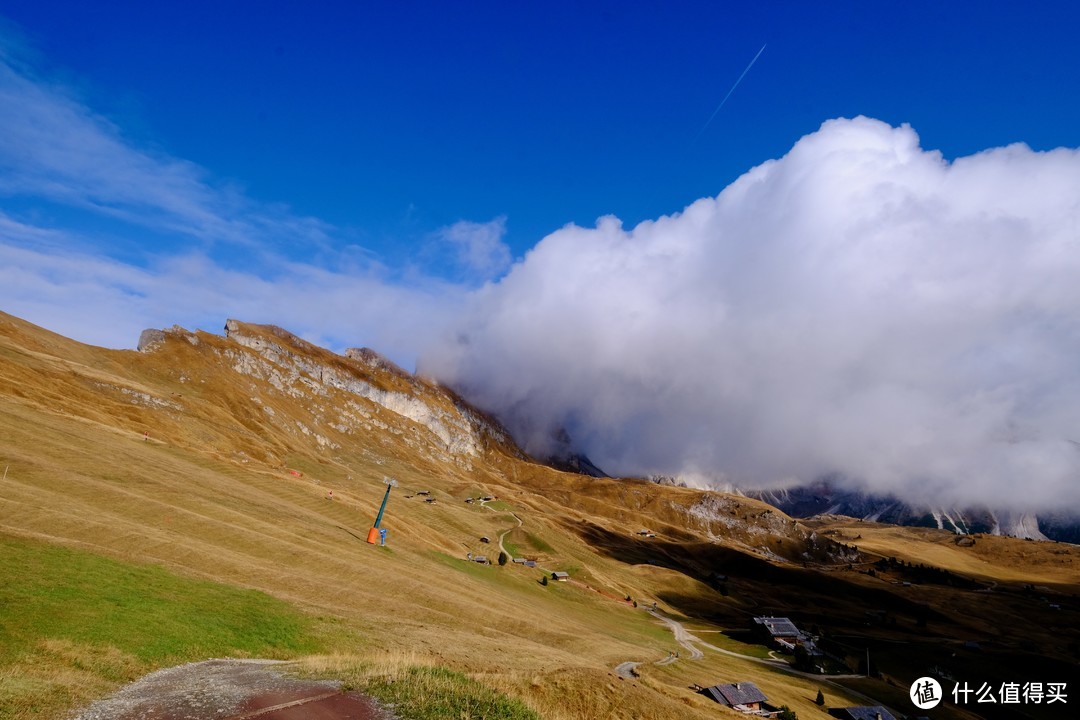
[524,532,553,554]
[0,534,324,718]
[360,665,540,720]
[0,535,320,663]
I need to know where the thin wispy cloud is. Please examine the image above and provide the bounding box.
[0,30,334,260]
[0,27,471,362]
[0,235,465,364]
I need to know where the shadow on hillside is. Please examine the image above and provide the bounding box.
[574,521,946,629]
[337,525,367,543]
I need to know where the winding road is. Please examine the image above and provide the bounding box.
[647,610,704,660]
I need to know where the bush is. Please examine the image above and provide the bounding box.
[778,705,798,720]
[498,551,508,566]
[815,689,825,705]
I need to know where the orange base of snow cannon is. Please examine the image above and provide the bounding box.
[366,527,380,544]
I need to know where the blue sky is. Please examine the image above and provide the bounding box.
[3,2,1080,503]
[4,2,1079,275]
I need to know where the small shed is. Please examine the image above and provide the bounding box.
[702,681,768,711]
[474,556,489,564]
[552,571,570,582]
[480,536,491,543]
[523,560,537,568]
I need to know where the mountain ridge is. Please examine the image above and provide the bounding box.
[733,479,1080,542]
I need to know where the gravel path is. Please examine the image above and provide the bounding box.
[70,659,395,720]
[647,610,705,660]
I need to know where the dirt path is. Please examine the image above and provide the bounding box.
[477,498,523,562]
[647,609,705,660]
[612,661,641,680]
[496,510,523,560]
[71,659,394,720]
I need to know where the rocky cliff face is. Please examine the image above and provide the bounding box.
[134,319,515,466]
[226,320,482,454]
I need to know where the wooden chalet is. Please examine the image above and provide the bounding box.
[702,681,769,711]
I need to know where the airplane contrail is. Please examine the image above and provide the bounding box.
[691,43,767,145]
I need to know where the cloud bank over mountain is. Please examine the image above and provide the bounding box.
[424,117,1080,511]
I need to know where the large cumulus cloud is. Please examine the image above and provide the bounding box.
[423,117,1080,511]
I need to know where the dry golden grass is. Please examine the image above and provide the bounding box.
[2,311,1078,719]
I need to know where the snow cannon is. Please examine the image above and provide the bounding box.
[367,477,397,544]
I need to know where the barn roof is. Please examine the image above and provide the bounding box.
[705,681,768,706]
[753,616,800,637]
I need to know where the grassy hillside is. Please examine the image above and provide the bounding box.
[0,535,324,718]
[1,311,1076,720]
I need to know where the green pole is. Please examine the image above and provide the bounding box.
[373,483,392,528]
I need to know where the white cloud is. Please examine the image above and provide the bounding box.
[434,216,512,281]
[423,117,1080,512]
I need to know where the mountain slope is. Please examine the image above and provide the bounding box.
[1,310,1077,720]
